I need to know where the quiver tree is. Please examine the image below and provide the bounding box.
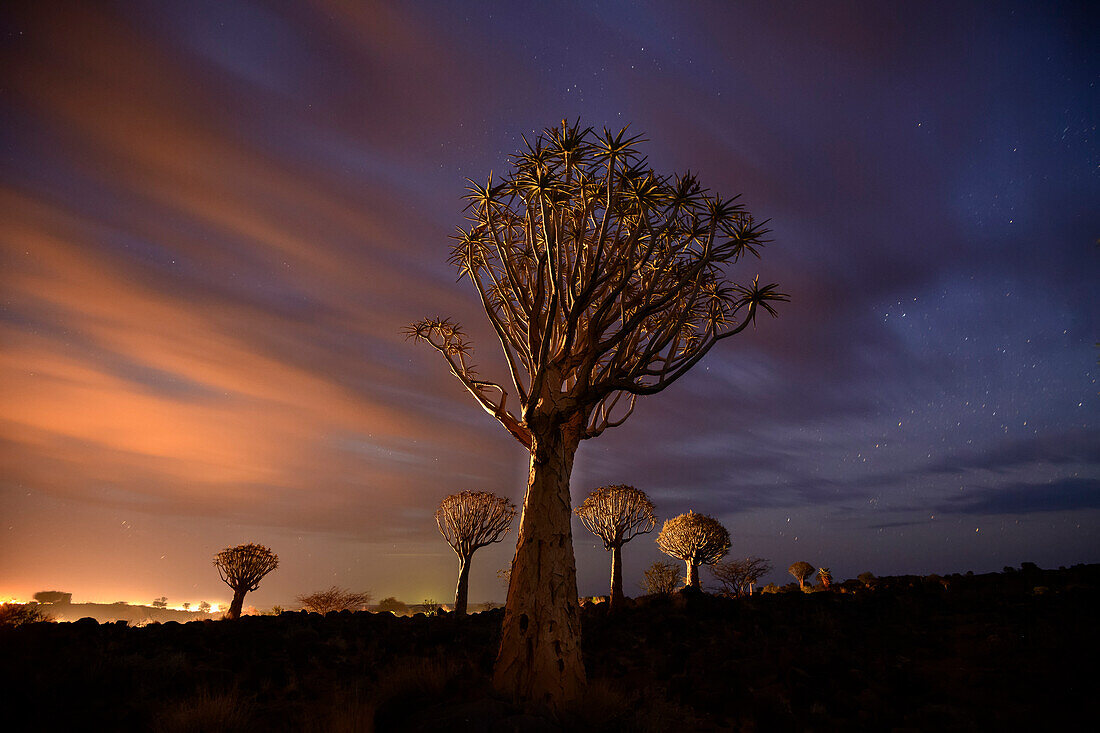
[214,543,278,620]
[406,120,786,709]
[710,556,772,597]
[297,586,371,614]
[435,490,517,616]
[575,484,656,608]
[818,567,832,589]
[788,561,815,590]
[656,511,731,589]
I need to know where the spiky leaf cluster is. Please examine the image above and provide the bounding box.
[656,511,730,567]
[575,484,656,549]
[408,120,787,446]
[435,490,517,558]
[214,543,279,592]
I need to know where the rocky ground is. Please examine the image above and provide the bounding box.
[3,564,1097,731]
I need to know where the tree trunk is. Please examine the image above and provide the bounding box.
[493,422,585,711]
[454,553,472,616]
[609,543,624,609]
[686,561,700,589]
[227,587,247,620]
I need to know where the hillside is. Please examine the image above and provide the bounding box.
[2,564,1097,730]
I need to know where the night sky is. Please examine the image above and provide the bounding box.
[1,1,1096,611]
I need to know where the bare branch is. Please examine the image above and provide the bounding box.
[408,123,785,444]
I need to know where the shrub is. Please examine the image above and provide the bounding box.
[641,561,683,594]
[297,587,371,614]
[710,557,772,596]
[0,603,52,626]
[376,597,408,616]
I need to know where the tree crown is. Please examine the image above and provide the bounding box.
[575,484,656,548]
[435,490,517,557]
[656,511,730,566]
[788,561,815,582]
[214,543,279,592]
[407,120,787,447]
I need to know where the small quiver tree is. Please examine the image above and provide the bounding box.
[710,556,772,597]
[641,560,683,595]
[297,586,371,614]
[818,567,832,589]
[656,511,730,589]
[214,543,279,620]
[407,120,787,709]
[575,484,656,608]
[788,561,815,590]
[436,491,517,616]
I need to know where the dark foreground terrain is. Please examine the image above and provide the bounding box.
[3,565,1098,731]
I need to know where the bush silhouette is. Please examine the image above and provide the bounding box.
[711,557,772,597]
[0,603,52,626]
[641,561,683,594]
[376,597,408,616]
[297,587,371,614]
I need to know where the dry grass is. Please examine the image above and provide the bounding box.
[156,688,254,732]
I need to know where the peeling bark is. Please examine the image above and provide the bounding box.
[493,422,586,710]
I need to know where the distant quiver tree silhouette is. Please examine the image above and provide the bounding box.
[407,119,786,709]
[657,511,731,589]
[297,587,371,614]
[435,490,517,616]
[33,591,71,605]
[214,543,278,620]
[575,484,656,608]
[789,561,815,590]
